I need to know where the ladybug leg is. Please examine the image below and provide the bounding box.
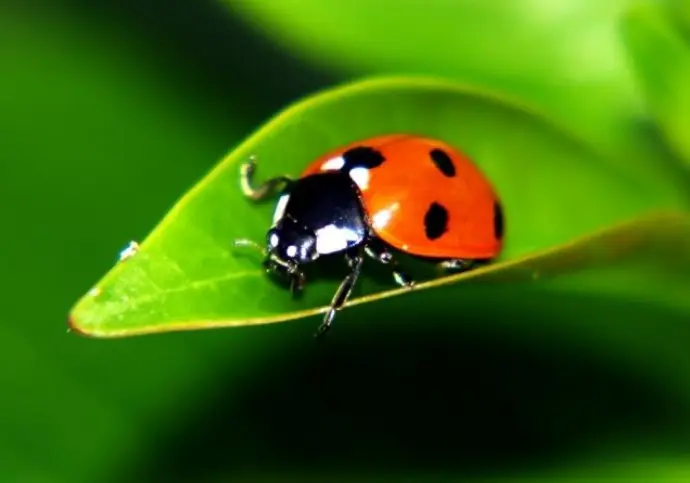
[364,239,415,288]
[289,269,306,297]
[438,259,474,273]
[315,251,364,338]
[240,155,293,201]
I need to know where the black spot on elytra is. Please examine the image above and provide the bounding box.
[494,202,504,239]
[429,149,456,177]
[424,202,449,240]
[342,146,385,171]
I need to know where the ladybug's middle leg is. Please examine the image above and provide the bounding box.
[240,155,293,201]
[364,238,415,288]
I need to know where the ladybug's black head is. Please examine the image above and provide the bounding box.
[260,217,317,293]
[265,217,318,268]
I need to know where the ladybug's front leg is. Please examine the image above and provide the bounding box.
[364,238,415,288]
[315,250,364,338]
[289,269,306,297]
[240,156,294,201]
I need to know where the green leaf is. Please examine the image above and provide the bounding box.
[69,76,688,338]
[228,0,643,161]
[622,2,690,166]
[669,0,690,35]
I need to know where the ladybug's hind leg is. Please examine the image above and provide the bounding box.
[438,259,475,273]
[364,238,415,288]
[315,250,364,338]
[240,155,293,201]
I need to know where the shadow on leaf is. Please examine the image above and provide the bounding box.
[117,289,690,482]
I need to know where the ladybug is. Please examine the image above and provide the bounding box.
[234,134,504,337]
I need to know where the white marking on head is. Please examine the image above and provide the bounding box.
[321,156,345,171]
[315,224,361,255]
[349,167,370,190]
[286,245,297,258]
[269,233,279,247]
[272,193,290,224]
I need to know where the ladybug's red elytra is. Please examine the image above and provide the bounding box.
[234,134,504,337]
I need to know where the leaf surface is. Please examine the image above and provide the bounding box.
[622,2,690,167]
[69,77,687,337]
[229,1,645,158]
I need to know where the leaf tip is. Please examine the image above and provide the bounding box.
[67,289,107,338]
[67,313,94,338]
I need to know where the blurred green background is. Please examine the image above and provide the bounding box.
[3,1,690,482]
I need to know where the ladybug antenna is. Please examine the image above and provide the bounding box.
[232,238,266,258]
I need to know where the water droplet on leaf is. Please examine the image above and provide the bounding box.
[118,241,140,262]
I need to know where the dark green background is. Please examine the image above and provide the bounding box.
[2,1,690,482]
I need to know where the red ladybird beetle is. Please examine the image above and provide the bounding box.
[234,134,504,337]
